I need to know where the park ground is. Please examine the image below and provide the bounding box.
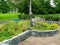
[0,13,60,44]
[0,13,60,21]
[18,33,60,45]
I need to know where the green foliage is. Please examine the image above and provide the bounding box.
[0,0,10,13]
[0,13,60,21]
[18,0,29,14]
[32,21,59,30]
[0,20,30,41]
[18,13,30,20]
[0,0,60,14]
[32,21,49,30]
[0,13,19,21]
[47,23,59,30]
[18,20,30,31]
[0,20,59,41]
[18,0,59,14]
[36,14,60,21]
[0,21,22,41]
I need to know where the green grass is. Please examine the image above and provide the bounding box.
[0,13,60,21]
[0,13,19,21]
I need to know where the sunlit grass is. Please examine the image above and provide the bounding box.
[0,13,19,21]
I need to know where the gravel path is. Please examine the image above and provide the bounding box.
[18,33,60,45]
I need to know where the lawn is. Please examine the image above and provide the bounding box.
[0,13,60,21]
[0,13,19,21]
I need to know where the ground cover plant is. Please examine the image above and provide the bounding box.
[0,21,22,41]
[32,21,59,31]
[0,20,59,41]
[18,20,59,31]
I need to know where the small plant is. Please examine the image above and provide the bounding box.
[0,20,59,41]
[0,21,22,41]
[32,21,59,30]
[47,23,59,30]
[18,20,30,31]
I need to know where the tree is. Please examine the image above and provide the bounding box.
[0,0,10,13]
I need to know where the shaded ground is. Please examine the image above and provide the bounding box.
[18,33,60,45]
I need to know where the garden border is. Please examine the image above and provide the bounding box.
[31,30,58,37]
[0,29,58,45]
[0,30,31,45]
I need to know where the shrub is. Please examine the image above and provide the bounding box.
[0,20,59,41]
[0,21,22,41]
[36,14,60,21]
[18,20,30,31]
[32,21,59,30]
[35,21,49,27]
[18,13,30,20]
[47,23,59,30]
[32,21,50,30]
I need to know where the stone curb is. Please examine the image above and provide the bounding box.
[0,30,31,45]
[31,30,58,37]
[0,29,58,45]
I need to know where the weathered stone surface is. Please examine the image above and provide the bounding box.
[0,30,58,45]
[0,30,31,45]
[31,30,58,37]
[0,42,9,45]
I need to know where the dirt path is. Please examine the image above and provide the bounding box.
[0,21,8,24]
[18,33,60,45]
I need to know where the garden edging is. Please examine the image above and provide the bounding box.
[0,30,31,45]
[0,29,58,45]
[31,30,58,37]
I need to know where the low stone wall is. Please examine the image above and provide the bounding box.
[31,30,58,37]
[0,30,59,45]
[0,30,31,45]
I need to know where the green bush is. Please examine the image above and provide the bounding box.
[18,13,29,19]
[18,13,35,20]
[36,14,60,21]
[32,21,59,30]
[0,20,30,41]
[18,20,30,31]
[47,23,59,30]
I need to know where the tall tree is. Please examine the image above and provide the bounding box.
[0,0,10,13]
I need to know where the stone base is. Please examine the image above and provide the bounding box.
[31,30,58,37]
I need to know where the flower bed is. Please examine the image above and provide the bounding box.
[0,21,22,41]
[0,20,59,42]
[0,30,59,45]
[0,30,31,45]
[18,20,59,31]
